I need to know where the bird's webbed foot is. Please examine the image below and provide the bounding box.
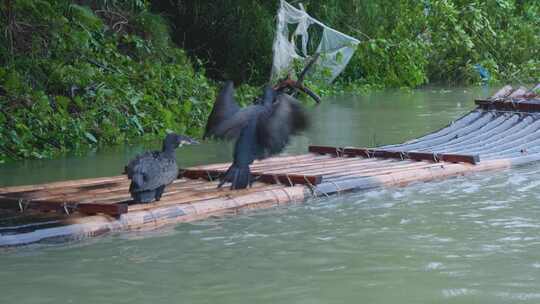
[217,164,252,190]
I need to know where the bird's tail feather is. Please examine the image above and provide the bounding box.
[218,164,252,190]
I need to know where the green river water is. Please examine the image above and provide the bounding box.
[2,87,540,303]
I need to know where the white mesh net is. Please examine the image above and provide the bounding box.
[271,0,360,83]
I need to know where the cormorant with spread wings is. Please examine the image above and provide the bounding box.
[204,81,309,189]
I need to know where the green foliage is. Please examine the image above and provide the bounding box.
[1,0,538,162]
[0,0,216,162]
[154,0,539,87]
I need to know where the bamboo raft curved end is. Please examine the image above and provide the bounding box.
[1,84,539,247]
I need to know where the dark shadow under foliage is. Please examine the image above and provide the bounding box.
[151,0,277,84]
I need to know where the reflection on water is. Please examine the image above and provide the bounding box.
[4,86,539,304]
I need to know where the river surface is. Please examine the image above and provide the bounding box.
[3,86,540,303]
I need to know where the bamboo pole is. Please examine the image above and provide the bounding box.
[335,164,444,181]
[187,153,322,171]
[272,159,400,176]
[126,181,278,211]
[0,175,128,194]
[323,161,438,179]
[259,156,387,174]
[129,184,290,212]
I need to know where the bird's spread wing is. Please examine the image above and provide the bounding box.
[258,94,309,156]
[210,106,262,140]
[204,81,241,139]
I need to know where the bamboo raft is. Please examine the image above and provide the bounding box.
[0,84,539,247]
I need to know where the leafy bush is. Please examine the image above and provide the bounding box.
[0,0,216,162]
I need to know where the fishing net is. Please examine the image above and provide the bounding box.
[271,0,360,83]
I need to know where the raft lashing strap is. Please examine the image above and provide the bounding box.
[308,145,480,165]
[181,169,323,187]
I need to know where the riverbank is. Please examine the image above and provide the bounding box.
[1,1,538,163]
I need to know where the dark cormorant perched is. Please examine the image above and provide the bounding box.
[126,133,198,203]
[205,81,309,189]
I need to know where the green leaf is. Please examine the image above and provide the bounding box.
[55,96,71,113]
[84,132,97,143]
[131,116,144,134]
[183,101,192,113]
